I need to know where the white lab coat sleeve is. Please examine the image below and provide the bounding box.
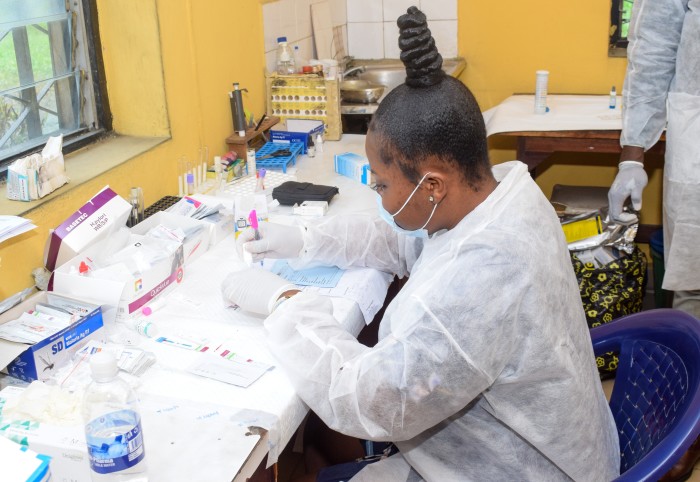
[264,249,525,442]
[291,213,422,278]
[621,0,688,150]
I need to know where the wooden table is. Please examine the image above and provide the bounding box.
[482,94,669,243]
[497,129,666,176]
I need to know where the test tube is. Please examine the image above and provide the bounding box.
[178,157,185,197]
[534,70,549,115]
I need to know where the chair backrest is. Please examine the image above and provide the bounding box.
[612,339,688,472]
[590,309,700,481]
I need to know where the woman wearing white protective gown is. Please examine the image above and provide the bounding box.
[224,6,620,481]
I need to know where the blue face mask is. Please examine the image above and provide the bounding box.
[376,172,438,238]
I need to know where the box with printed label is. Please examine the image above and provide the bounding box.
[51,231,185,323]
[0,386,92,482]
[43,186,131,272]
[0,292,104,382]
[270,119,325,154]
[334,152,371,185]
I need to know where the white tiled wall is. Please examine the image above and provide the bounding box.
[347,0,457,59]
[262,0,348,73]
[261,0,457,69]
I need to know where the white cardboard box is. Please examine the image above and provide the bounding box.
[131,211,211,264]
[0,292,104,382]
[0,386,91,482]
[43,186,131,272]
[51,232,185,323]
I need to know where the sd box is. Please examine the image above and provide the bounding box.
[270,119,324,154]
[0,292,104,382]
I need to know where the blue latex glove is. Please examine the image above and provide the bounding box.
[608,160,648,223]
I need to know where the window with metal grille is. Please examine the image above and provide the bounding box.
[0,0,110,168]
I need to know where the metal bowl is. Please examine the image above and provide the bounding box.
[340,80,386,104]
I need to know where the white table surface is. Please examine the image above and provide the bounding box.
[483,94,623,137]
[137,134,387,481]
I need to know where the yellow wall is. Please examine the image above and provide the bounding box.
[0,0,266,298]
[458,0,663,227]
[2,1,663,298]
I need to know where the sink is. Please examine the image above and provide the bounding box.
[340,57,466,114]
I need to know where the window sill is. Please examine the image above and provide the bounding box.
[0,134,168,217]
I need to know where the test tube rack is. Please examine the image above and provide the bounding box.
[255,141,304,173]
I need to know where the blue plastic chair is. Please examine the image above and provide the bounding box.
[590,309,700,481]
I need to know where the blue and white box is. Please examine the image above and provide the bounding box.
[0,292,104,382]
[270,119,324,154]
[334,152,371,185]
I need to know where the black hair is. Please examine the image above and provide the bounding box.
[368,6,491,190]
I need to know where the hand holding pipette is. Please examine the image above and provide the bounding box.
[249,209,260,240]
[236,222,305,262]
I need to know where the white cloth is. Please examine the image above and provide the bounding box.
[264,162,619,481]
[622,0,700,291]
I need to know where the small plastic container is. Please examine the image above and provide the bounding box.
[534,70,549,115]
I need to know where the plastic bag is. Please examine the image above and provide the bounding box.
[571,246,648,377]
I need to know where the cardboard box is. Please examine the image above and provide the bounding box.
[51,232,185,323]
[43,186,131,272]
[334,152,371,185]
[0,386,91,482]
[130,211,211,264]
[0,292,104,382]
[270,119,324,154]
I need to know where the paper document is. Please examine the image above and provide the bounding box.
[0,216,36,244]
[188,352,273,388]
[270,260,344,287]
[0,311,69,344]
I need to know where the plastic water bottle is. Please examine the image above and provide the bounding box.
[82,351,148,481]
[276,37,296,75]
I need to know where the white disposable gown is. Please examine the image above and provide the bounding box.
[264,162,620,481]
[621,0,700,292]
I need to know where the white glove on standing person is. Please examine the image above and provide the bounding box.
[608,160,648,223]
[221,267,298,315]
[236,222,305,262]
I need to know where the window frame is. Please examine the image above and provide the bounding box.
[609,0,634,57]
[0,0,111,173]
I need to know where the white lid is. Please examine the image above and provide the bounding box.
[90,351,119,381]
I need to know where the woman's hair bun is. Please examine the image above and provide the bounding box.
[397,6,444,88]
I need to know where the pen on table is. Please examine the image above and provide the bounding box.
[249,209,260,240]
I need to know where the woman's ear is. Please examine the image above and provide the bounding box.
[423,171,448,204]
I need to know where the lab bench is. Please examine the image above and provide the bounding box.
[0,135,386,482]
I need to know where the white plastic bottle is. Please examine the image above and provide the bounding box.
[276,37,296,75]
[82,351,148,481]
[534,70,549,115]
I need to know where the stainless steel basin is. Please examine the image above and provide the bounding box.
[340,80,386,104]
[341,57,466,113]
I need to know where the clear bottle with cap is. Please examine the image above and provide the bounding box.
[82,351,148,481]
[276,37,296,75]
